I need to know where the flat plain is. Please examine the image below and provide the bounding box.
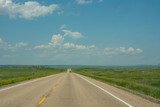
[0,66,160,107]
[73,66,160,100]
[0,66,63,87]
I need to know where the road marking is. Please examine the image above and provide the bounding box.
[75,74,133,107]
[0,73,62,92]
[38,97,46,105]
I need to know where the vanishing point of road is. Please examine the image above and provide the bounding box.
[0,72,159,107]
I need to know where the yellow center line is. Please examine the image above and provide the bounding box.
[38,97,46,105]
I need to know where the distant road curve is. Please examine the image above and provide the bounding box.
[0,72,159,107]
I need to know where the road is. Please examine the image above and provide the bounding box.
[0,72,159,107]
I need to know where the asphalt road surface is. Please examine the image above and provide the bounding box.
[0,72,159,107]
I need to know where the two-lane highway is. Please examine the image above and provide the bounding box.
[0,72,159,107]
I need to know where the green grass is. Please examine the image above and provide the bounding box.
[73,67,160,100]
[0,66,64,87]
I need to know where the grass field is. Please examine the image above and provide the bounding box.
[73,66,160,100]
[0,66,64,87]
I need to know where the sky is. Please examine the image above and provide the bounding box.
[0,0,160,65]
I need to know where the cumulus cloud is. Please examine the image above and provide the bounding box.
[0,38,7,48]
[0,38,28,50]
[104,47,143,56]
[0,36,144,62]
[76,0,92,4]
[0,0,59,19]
[0,38,2,43]
[63,42,95,50]
[34,33,94,50]
[60,24,68,30]
[75,0,103,4]
[0,38,12,50]
[15,42,28,48]
[51,34,64,45]
[35,34,64,49]
[60,24,83,39]
[62,29,83,39]
[34,31,143,57]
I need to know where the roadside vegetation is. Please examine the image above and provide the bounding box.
[0,66,64,87]
[73,66,160,100]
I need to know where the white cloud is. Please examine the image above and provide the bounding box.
[60,24,67,30]
[0,38,10,49]
[34,33,94,50]
[62,29,83,39]
[51,34,64,45]
[35,34,64,49]
[0,38,5,47]
[76,0,103,4]
[104,47,143,56]
[60,24,83,39]
[33,31,143,57]
[0,36,144,65]
[0,38,2,43]
[63,42,95,50]
[0,38,28,51]
[0,0,59,19]
[34,44,51,49]
[76,0,92,4]
[15,42,28,48]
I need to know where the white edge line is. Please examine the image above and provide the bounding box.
[0,73,61,92]
[75,73,133,107]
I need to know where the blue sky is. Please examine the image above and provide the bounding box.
[0,0,160,65]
